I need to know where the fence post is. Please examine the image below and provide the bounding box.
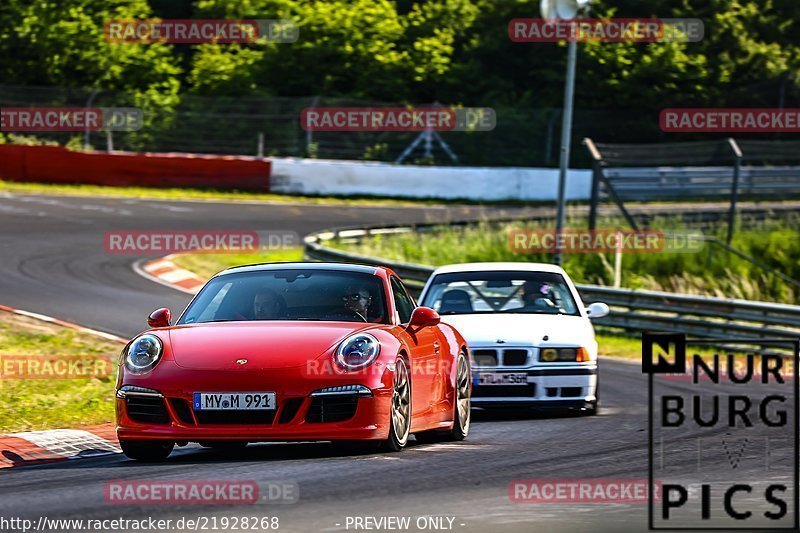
[583,138,602,230]
[588,162,602,231]
[306,95,320,156]
[613,230,623,287]
[726,138,743,244]
[257,133,264,158]
[83,88,99,151]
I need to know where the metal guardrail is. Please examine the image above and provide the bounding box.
[601,167,800,201]
[587,139,800,203]
[304,224,800,352]
[584,138,800,246]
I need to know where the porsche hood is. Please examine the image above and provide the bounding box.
[165,321,373,370]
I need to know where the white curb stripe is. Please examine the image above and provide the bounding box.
[159,269,196,283]
[0,304,127,344]
[144,259,172,272]
[134,256,205,295]
[8,429,120,459]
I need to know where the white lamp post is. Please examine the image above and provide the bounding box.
[541,0,590,265]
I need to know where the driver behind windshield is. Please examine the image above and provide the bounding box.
[253,288,286,319]
[326,284,372,322]
[519,280,557,310]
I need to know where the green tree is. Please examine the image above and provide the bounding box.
[0,0,182,122]
[190,0,479,101]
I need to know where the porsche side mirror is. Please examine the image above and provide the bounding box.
[408,307,441,329]
[147,308,172,328]
[585,302,610,319]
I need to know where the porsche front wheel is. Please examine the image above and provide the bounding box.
[450,351,471,440]
[415,351,470,443]
[383,357,411,452]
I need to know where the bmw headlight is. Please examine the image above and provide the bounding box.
[540,347,590,363]
[335,333,381,370]
[125,334,163,373]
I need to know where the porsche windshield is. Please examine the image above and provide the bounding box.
[178,269,389,324]
[421,271,579,316]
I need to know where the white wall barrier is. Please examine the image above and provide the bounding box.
[270,157,592,201]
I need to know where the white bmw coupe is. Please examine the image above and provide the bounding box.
[418,263,609,414]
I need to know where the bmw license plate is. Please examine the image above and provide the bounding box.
[193,392,276,410]
[476,373,528,386]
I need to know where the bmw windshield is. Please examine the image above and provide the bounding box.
[421,271,580,316]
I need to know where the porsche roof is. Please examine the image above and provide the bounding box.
[429,262,567,275]
[216,262,381,277]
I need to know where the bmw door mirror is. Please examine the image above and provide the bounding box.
[585,302,610,319]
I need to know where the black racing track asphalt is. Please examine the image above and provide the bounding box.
[0,192,796,532]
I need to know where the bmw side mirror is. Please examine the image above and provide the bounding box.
[147,308,172,328]
[585,302,610,319]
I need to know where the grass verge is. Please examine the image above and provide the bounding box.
[0,310,122,433]
[596,330,718,361]
[170,247,305,280]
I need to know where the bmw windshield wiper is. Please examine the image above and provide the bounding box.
[498,309,567,315]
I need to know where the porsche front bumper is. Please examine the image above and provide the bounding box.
[116,360,394,442]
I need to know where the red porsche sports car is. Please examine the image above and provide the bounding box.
[116,263,471,460]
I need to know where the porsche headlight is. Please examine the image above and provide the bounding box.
[125,334,163,373]
[540,347,590,362]
[335,333,381,370]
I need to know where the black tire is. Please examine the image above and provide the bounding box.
[581,378,599,416]
[415,351,471,443]
[578,399,598,416]
[382,357,411,452]
[448,351,471,440]
[119,440,174,462]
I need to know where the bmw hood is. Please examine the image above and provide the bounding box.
[165,321,371,370]
[439,313,596,348]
